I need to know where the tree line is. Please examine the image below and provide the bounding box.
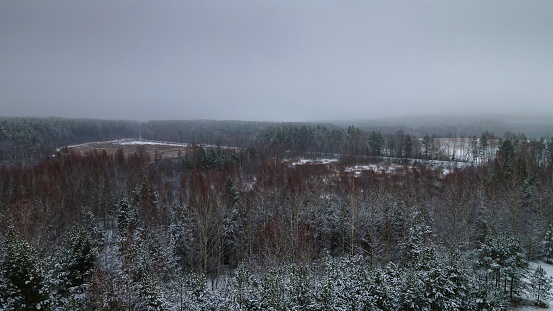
[1,118,553,309]
[4,116,544,166]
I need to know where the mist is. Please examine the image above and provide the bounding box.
[1,1,552,122]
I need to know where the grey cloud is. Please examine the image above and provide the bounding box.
[1,0,552,121]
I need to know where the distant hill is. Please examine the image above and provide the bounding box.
[330,113,553,138]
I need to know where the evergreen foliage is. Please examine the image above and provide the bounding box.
[480,231,528,302]
[49,225,96,309]
[530,264,552,306]
[543,224,553,264]
[0,229,48,310]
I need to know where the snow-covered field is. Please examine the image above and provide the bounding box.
[56,138,241,160]
[108,139,240,150]
[57,138,189,151]
[290,158,339,166]
[108,138,189,147]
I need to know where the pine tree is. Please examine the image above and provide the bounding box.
[50,225,96,308]
[503,232,527,300]
[543,224,553,264]
[401,210,433,268]
[259,267,287,310]
[288,263,314,309]
[179,272,208,311]
[58,226,95,290]
[0,229,48,310]
[368,131,385,156]
[233,261,259,310]
[480,231,527,302]
[530,265,552,306]
[136,276,167,311]
[117,197,139,235]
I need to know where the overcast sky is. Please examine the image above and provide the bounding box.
[1,1,552,122]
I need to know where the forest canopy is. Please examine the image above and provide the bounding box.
[0,117,552,310]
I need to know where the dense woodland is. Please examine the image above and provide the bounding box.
[1,117,553,310]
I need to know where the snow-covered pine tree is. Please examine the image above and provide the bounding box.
[543,224,553,264]
[233,261,259,310]
[503,232,527,300]
[180,272,208,311]
[222,176,243,269]
[338,256,374,310]
[313,252,342,309]
[421,252,472,310]
[258,267,287,310]
[117,197,139,235]
[50,225,96,308]
[288,263,314,309]
[398,268,426,311]
[530,264,552,307]
[56,226,95,290]
[135,276,167,311]
[367,268,394,310]
[480,231,527,302]
[0,229,48,310]
[400,210,433,269]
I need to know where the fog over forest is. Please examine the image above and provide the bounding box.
[2,1,553,311]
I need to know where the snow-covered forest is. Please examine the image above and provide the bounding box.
[1,117,553,310]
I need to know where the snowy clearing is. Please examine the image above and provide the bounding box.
[57,138,189,151]
[514,262,553,310]
[289,158,339,166]
[288,156,478,177]
[56,138,241,160]
[108,138,189,147]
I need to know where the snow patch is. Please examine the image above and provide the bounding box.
[110,139,189,147]
[290,158,338,166]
